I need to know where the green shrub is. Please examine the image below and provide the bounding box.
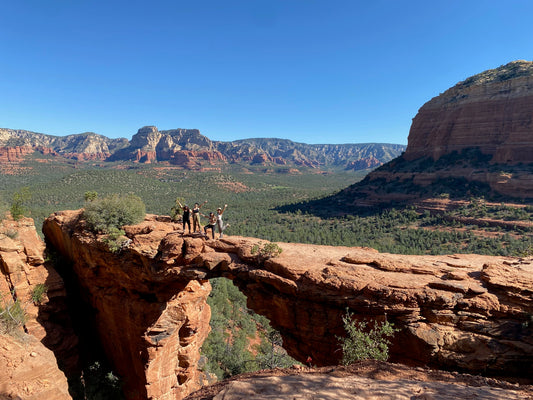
[83,194,146,233]
[68,361,124,400]
[10,187,31,220]
[0,199,9,221]
[102,227,130,253]
[31,284,48,304]
[251,241,283,264]
[201,278,296,380]
[170,197,186,222]
[0,295,26,333]
[337,309,396,365]
[84,191,98,202]
[3,228,18,239]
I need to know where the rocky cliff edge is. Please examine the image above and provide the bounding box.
[43,210,533,400]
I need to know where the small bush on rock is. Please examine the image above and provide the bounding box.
[337,308,396,364]
[83,194,146,234]
[31,284,48,304]
[102,227,131,253]
[0,294,26,334]
[10,187,31,221]
[251,241,282,264]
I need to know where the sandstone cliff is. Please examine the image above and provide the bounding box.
[338,60,533,204]
[405,60,533,163]
[0,216,76,399]
[43,210,533,400]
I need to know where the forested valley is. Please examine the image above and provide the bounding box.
[1,158,532,382]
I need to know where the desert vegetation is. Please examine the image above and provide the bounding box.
[337,309,397,365]
[201,278,295,379]
[1,158,532,381]
[0,294,26,334]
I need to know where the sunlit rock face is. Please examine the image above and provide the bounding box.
[43,210,533,399]
[338,61,533,203]
[405,60,533,164]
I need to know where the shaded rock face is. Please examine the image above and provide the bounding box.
[0,217,77,399]
[405,60,533,164]
[344,156,381,170]
[43,210,533,400]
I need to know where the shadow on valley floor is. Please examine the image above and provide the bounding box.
[274,193,390,219]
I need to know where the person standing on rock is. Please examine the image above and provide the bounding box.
[192,200,207,233]
[216,204,229,238]
[203,212,217,239]
[176,200,191,234]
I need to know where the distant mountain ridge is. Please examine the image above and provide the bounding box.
[0,126,405,171]
[0,128,129,154]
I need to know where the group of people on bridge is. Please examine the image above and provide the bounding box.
[175,200,229,239]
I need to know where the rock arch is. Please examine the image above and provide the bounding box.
[43,211,533,400]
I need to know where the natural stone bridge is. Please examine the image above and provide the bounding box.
[42,211,533,400]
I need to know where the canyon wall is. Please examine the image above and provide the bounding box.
[43,210,533,400]
[0,217,76,399]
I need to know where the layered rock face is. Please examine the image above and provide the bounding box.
[0,126,405,171]
[340,60,533,203]
[405,60,533,163]
[0,128,128,161]
[0,217,76,399]
[43,210,533,400]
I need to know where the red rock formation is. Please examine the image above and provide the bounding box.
[0,216,77,399]
[345,61,533,203]
[405,61,533,164]
[134,149,158,163]
[184,361,533,400]
[0,146,35,163]
[43,210,533,399]
[0,334,71,400]
[38,146,59,156]
[251,153,270,164]
[168,150,226,169]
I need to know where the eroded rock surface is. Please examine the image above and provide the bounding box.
[405,60,533,164]
[0,334,71,400]
[184,361,533,400]
[0,217,76,399]
[43,210,533,400]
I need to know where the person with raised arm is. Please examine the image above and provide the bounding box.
[192,200,207,233]
[216,204,230,238]
[203,212,217,239]
[175,200,191,234]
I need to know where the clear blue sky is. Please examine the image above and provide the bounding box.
[1,1,532,144]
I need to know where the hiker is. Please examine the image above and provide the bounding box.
[216,204,229,238]
[192,200,207,233]
[176,200,191,234]
[203,212,217,239]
